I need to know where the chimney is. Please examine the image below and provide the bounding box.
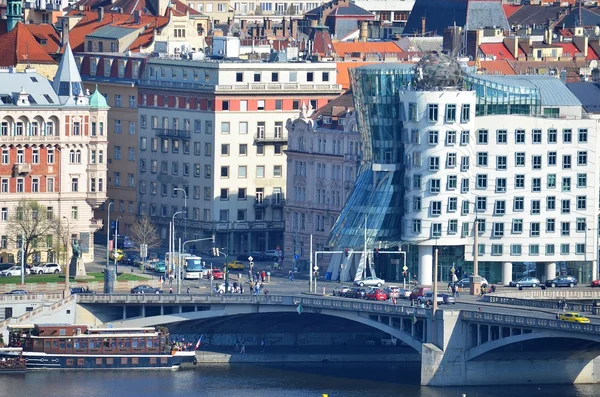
[421,16,426,36]
[359,21,368,42]
[503,36,519,58]
[134,10,140,24]
[282,18,287,35]
[291,18,298,38]
[573,34,589,57]
[98,7,104,22]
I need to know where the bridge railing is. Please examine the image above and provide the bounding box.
[485,295,593,313]
[75,294,430,317]
[461,310,600,335]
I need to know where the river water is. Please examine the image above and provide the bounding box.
[1,363,600,397]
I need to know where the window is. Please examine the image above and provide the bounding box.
[477,129,488,144]
[532,129,542,143]
[431,201,442,216]
[514,197,524,211]
[547,219,556,233]
[547,174,556,189]
[531,200,541,214]
[256,166,265,178]
[114,146,121,160]
[448,197,457,212]
[446,130,456,145]
[220,189,229,200]
[532,177,541,192]
[563,129,572,143]
[461,178,469,193]
[546,244,555,255]
[532,155,542,170]
[496,156,507,170]
[577,151,587,166]
[548,151,557,166]
[428,131,438,145]
[577,218,586,232]
[446,153,456,168]
[461,104,470,122]
[512,219,523,234]
[515,129,525,144]
[257,100,265,111]
[448,220,458,234]
[461,156,469,171]
[547,196,556,211]
[530,222,540,237]
[460,131,469,145]
[561,199,570,214]
[71,177,78,192]
[430,179,440,193]
[477,152,488,166]
[71,206,78,220]
[494,200,505,215]
[577,196,586,210]
[221,100,229,111]
[561,243,570,255]
[511,244,522,256]
[496,129,507,144]
[576,243,585,255]
[447,175,457,190]
[427,104,438,122]
[515,152,525,166]
[236,72,243,82]
[562,177,571,192]
[220,166,229,178]
[548,129,557,143]
[579,128,588,143]
[429,157,439,171]
[432,223,442,237]
[529,244,539,256]
[408,103,417,121]
[413,197,422,211]
[515,175,525,189]
[476,197,487,212]
[496,178,507,193]
[274,165,282,177]
[561,222,570,236]
[445,104,456,123]
[412,220,421,233]
[221,144,230,156]
[476,174,487,189]
[578,173,587,188]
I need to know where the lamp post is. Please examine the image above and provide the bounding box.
[172,210,185,291]
[114,215,121,274]
[174,188,188,241]
[62,216,70,296]
[469,201,482,296]
[104,202,115,293]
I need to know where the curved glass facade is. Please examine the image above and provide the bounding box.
[329,64,413,249]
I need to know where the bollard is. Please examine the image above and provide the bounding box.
[323,287,326,295]
[267,272,271,283]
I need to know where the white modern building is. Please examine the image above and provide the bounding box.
[331,58,600,286]
[136,56,341,255]
[283,92,361,271]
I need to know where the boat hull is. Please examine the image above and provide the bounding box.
[0,351,196,370]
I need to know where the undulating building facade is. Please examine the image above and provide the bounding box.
[329,55,600,286]
[0,44,108,264]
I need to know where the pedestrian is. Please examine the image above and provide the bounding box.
[288,270,294,282]
[169,273,174,285]
[240,284,244,294]
[240,342,246,354]
[169,287,174,294]
[249,281,254,294]
[186,287,190,294]
[261,270,266,282]
[263,288,269,295]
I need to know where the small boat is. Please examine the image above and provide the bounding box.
[1,324,195,370]
[0,348,27,373]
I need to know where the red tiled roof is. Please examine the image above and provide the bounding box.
[73,0,200,16]
[555,42,581,57]
[587,45,599,60]
[0,22,56,66]
[66,10,169,52]
[479,43,516,60]
[171,0,201,16]
[478,60,516,75]
[559,29,574,38]
[502,4,521,18]
[23,24,61,55]
[332,41,403,57]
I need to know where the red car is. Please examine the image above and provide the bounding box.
[592,279,600,287]
[207,269,224,280]
[366,289,388,301]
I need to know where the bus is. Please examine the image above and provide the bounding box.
[183,256,206,279]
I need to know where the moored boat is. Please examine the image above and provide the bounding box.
[2,324,195,370]
[0,348,27,373]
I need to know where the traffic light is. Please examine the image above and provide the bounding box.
[215,248,220,256]
[344,248,349,257]
[403,271,407,277]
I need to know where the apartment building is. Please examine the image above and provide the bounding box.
[283,92,360,270]
[330,56,599,285]
[137,57,341,254]
[76,53,148,237]
[0,44,108,263]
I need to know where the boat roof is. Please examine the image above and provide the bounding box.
[7,325,35,329]
[89,327,156,332]
[30,332,160,339]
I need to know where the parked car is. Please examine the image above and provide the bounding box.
[592,279,600,288]
[154,261,166,273]
[332,286,351,297]
[0,266,30,277]
[5,289,27,295]
[545,276,578,288]
[227,260,245,270]
[398,288,412,299]
[207,269,224,280]
[249,251,265,261]
[353,288,368,299]
[0,263,15,272]
[409,287,431,301]
[509,277,541,288]
[385,286,401,299]
[354,276,385,287]
[366,288,388,301]
[130,285,162,294]
[558,312,590,323]
[70,287,95,294]
[419,292,456,305]
[449,277,489,289]
[30,263,61,275]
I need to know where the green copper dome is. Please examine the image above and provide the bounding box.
[89,85,109,109]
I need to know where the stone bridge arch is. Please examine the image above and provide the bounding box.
[105,304,423,352]
[466,330,600,361]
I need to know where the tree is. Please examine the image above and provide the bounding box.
[129,215,161,251]
[52,219,71,266]
[7,200,57,265]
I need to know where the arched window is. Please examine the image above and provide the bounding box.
[69,150,76,163]
[75,150,81,163]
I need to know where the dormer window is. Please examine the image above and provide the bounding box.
[323,116,332,124]
[118,61,125,78]
[104,59,111,77]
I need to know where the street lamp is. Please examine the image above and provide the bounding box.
[172,210,185,292]
[174,188,188,241]
[106,201,113,268]
[62,216,70,296]
[114,215,121,274]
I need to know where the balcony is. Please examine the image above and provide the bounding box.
[254,132,288,144]
[13,163,31,176]
[153,128,191,140]
[138,79,342,94]
[90,218,104,230]
[254,198,269,208]
[271,196,285,207]
[86,192,107,209]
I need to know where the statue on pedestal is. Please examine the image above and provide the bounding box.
[69,239,89,279]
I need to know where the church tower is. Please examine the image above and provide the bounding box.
[6,0,23,32]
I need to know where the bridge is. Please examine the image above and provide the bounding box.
[4,292,600,386]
